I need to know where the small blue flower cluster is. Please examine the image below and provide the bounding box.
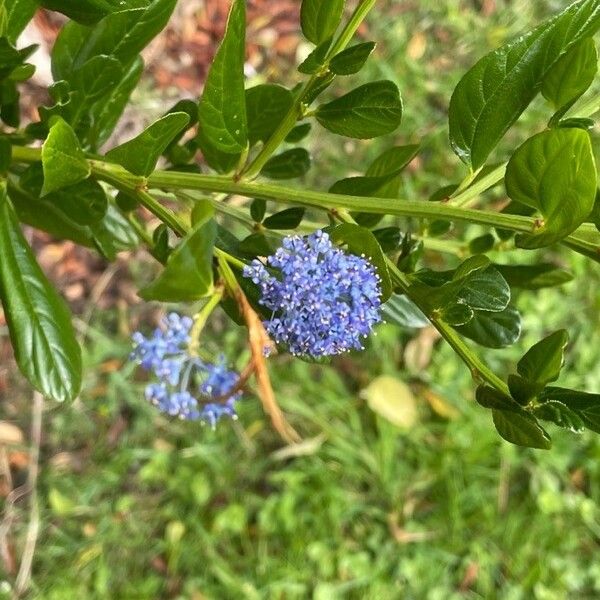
[131,313,241,427]
[243,230,382,357]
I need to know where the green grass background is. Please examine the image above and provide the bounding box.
[3,1,600,598]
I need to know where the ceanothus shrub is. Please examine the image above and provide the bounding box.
[1,0,600,449]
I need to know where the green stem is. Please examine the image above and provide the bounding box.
[327,0,377,58]
[240,0,377,180]
[189,287,224,356]
[9,146,600,262]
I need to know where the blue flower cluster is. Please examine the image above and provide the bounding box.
[131,313,241,427]
[243,230,382,357]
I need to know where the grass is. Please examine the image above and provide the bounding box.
[2,0,600,598]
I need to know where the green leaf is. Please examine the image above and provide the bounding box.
[372,227,402,252]
[331,144,419,198]
[492,409,552,449]
[476,385,522,411]
[456,305,521,348]
[89,56,143,150]
[1,0,37,44]
[238,232,278,258]
[449,0,600,169]
[91,204,139,258]
[542,37,598,111]
[532,400,585,433]
[45,179,108,226]
[140,209,217,302]
[250,199,266,223]
[541,387,600,433]
[494,263,574,290]
[382,294,429,329]
[41,117,90,196]
[261,149,311,180]
[517,330,569,386]
[196,129,240,174]
[506,128,596,247]
[330,42,376,75]
[8,166,95,247]
[263,208,306,230]
[508,373,542,406]
[298,38,332,75]
[454,264,510,313]
[197,0,247,154]
[51,0,177,80]
[70,54,123,108]
[0,186,81,402]
[329,223,393,301]
[285,123,311,143]
[300,0,344,45]
[469,233,495,254]
[440,303,474,326]
[40,0,114,25]
[105,112,190,176]
[316,81,403,139]
[246,84,293,146]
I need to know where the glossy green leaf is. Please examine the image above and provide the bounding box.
[1,0,37,44]
[106,112,190,176]
[372,227,402,252]
[196,129,240,174]
[329,223,393,301]
[140,209,217,302]
[89,56,143,150]
[454,264,510,313]
[246,84,293,145]
[316,81,403,139]
[492,409,552,449]
[198,0,247,154]
[298,38,331,75]
[91,204,139,259]
[542,37,598,111]
[476,385,522,411]
[441,303,474,326]
[330,42,376,75]
[8,167,95,247]
[45,179,108,226]
[533,400,585,433]
[70,55,123,103]
[381,294,429,329]
[456,304,522,348]
[40,0,114,25]
[541,387,600,433]
[300,0,344,45]
[52,0,177,80]
[41,117,90,196]
[469,233,495,254]
[261,148,311,180]
[263,207,306,230]
[506,128,596,247]
[508,373,542,406]
[250,199,266,223]
[517,330,569,386]
[331,144,419,199]
[494,263,573,290]
[449,0,600,169]
[285,123,311,143]
[238,232,278,258]
[0,187,81,402]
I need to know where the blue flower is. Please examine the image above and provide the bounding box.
[243,230,382,357]
[132,313,242,426]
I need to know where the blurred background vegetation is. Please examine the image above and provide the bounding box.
[1,0,600,598]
